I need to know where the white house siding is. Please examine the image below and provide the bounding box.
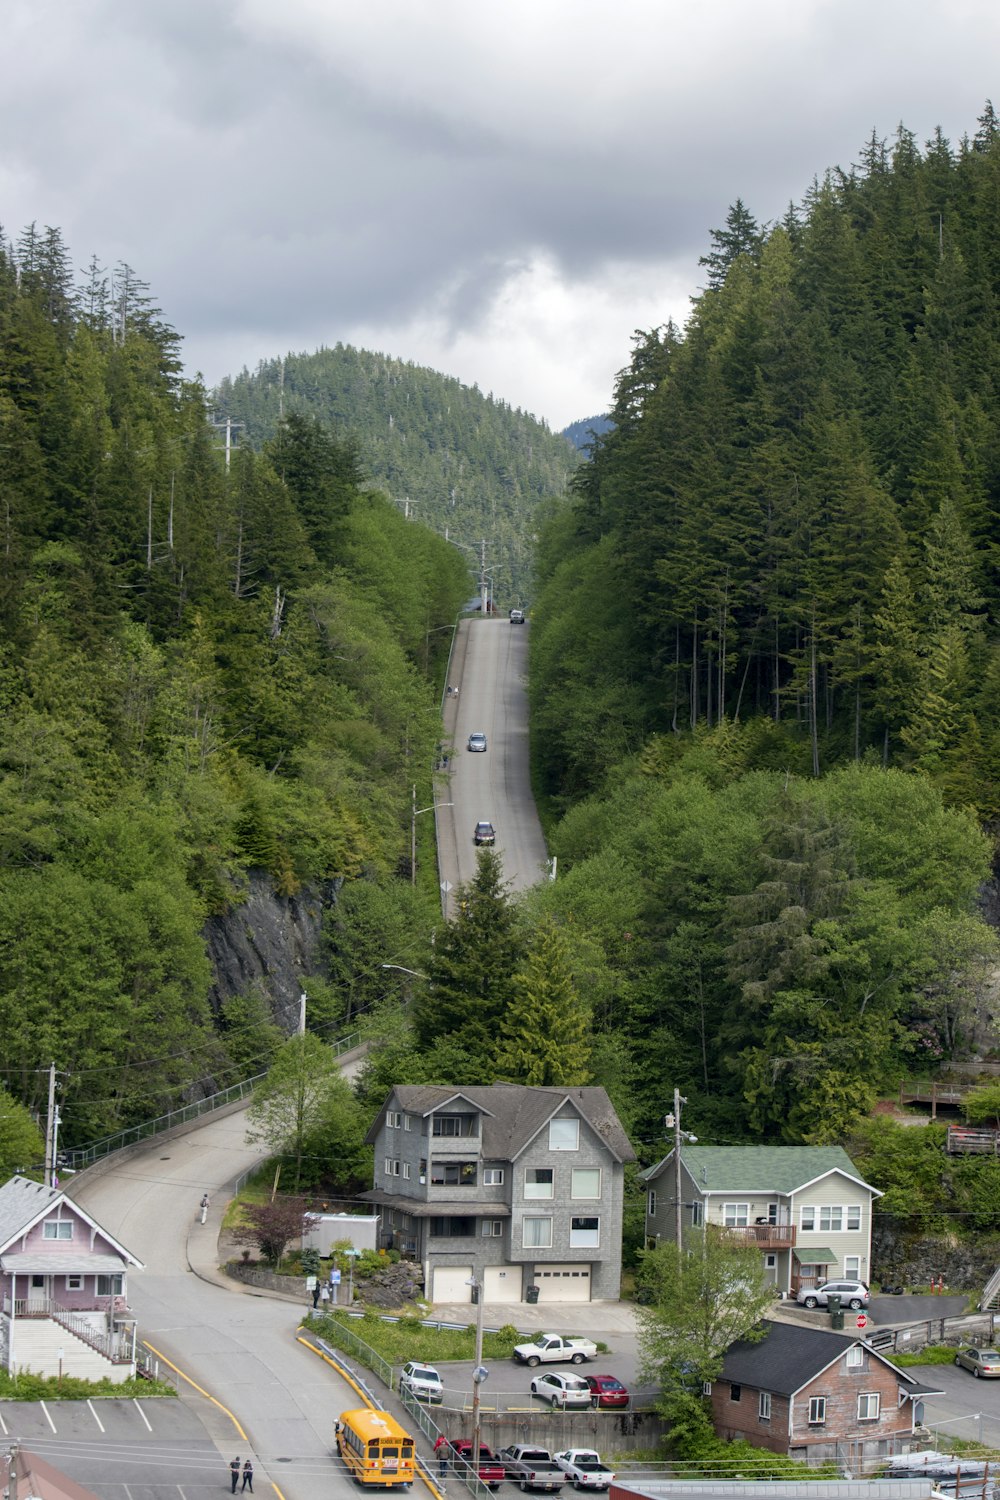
[9,1318,133,1383]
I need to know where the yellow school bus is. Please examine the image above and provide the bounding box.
[335,1408,415,1487]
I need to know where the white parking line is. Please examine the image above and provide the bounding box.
[87,1399,106,1432]
[132,1399,153,1431]
[39,1401,56,1432]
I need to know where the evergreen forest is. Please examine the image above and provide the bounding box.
[213,347,580,604]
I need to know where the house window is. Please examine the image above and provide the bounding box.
[758,1391,771,1421]
[846,1204,861,1231]
[571,1168,601,1199]
[857,1392,880,1421]
[43,1221,73,1240]
[484,1168,505,1186]
[548,1118,579,1151]
[844,1255,861,1279]
[403,1114,412,1131]
[66,1275,82,1291]
[384,1157,393,1175]
[819,1206,843,1233]
[648,1190,656,1217]
[764,1254,777,1270]
[846,1345,864,1369]
[808,1396,827,1425]
[523,1216,553,1248]
[97,1275,123,1296]
[386,1110,402,1129]
[729,1384,742,1402]
[433,1114,477,1137]
[525,1168,554,1199]
[723,1203,750,1227]
[429,1217,474,1237]
[402,1163,411,1180]
[800,1205,816,1230]
[691,1200,703,1227]
[481,1220,504,1237]
[430,1161,477,1186]
[570,1216,600,1248]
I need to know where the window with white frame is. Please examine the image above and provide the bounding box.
[386,1110,402,1128]
[484,1168,505,1186]
[844,1255,861,1279]
[857,1392,880,1421]
[481,1220,504,1237]
[648,1189,657,1217]
[384,1157,393,1175]
[846,1345,864,1368]
[523,1216,553,1248]
[571,1167,601,1198]
[402,1162,411,1180]
[758,1391,771,1421]
[800,1205,816,1230]
[525,1168,554,1199]
[723,1203,750,1227]
[403,1114,412,1130]
[66,1275,82,1290]
[43,1221,72,1240]
[570,1216,600,1247]
[808,1396,826,1425]
[97,1274,123,1296]
[548,1118,579,1151]
[819,1206,843,1233]
[691,1200,703,1227]
[846,1204,861,1231]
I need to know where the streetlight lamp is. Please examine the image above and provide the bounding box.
[380,964,430,981]
[466,1274,488,1478]
[411,784,453,887]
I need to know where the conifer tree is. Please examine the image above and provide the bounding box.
[495,917,591,1086]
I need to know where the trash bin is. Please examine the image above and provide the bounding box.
[526,1285,540,1305]
[827,1294,843,1329]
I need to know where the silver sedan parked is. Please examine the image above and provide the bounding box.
[954,1347,1000,1378]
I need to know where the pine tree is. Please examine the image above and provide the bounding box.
[495,918,591,1085]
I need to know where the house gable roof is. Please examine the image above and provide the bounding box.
[0,1175,144,1268]
[720,1320,930,1397]
[367,1084,635,1163]
[641,1146,879,1198]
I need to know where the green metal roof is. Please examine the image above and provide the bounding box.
[792,1247,838,1264]
[641,1145,873,1194]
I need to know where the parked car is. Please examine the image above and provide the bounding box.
[450,1440,505,1486]
[584,1374,629,1408]
[530,1372,594,1408]
[514,1333,599,1365]
[467,732,488,752]
[954,1347,1000,1378]
[796,1279,870,1310]
[474,820,496,845]
[498,1446,565,1492]
[510,608,525,623]
[553,1451,615,1490]
[399,1360,443,1402]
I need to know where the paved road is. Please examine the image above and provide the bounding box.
[74,1108,364,1500]
[437,618,548,916]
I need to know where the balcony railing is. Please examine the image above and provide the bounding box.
[724,1223,797,1249]
[4,1296,134,1363]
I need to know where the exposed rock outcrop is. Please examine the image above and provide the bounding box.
[202,870,340,1031]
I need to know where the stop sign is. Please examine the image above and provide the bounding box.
[856,1313,868,1329]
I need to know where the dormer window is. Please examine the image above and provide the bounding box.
[432,1113,478,1138]
[43,1221,73,1240]
[548,1118,579,1151]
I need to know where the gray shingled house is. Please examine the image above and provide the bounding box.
[712,1320,943,1471]
[362,1084,636,1303]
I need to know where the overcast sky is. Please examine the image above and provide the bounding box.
[4,1,998,430]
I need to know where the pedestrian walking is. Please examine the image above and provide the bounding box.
[229,1456,241,1492]
[319,1282,331,1310]
[306,1272,318,1308]
[434,1435,450,1479]
[199,1193,210,1225]
[241,1458,254,1492]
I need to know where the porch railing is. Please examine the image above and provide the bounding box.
[4,1296,133,1364]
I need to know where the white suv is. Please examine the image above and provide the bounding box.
[400,1361,444,1402]
[796,1279,870,1310]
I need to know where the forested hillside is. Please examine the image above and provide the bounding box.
[524,107,1000,1149]
[0,225,469,1156]
[213,347,579,603]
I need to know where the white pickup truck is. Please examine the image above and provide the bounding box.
[553,1451,616,1491]
[512,1333,599,1367]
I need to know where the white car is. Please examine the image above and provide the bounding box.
[530,1372,593,1408]
[553,1452,615,1490]
[399,1360,443,1402]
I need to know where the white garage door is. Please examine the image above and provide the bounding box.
[433,1265,474,1302]
[483,1266,522,1303]
[533,1265,592,1302]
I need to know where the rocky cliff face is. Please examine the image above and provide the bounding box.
[202,870,340,1032]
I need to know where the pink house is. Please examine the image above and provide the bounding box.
[0,1175,143,1382]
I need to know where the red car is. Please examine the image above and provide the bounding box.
[450,1440,505,1488]
[585,1374,630,1409]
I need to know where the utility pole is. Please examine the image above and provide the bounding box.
[211,416,245,472]
[665,1087,697,1253]
[44,1063,57,1187]
[479,538,489,616]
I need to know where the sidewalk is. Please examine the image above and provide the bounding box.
[428,1297,641,1337]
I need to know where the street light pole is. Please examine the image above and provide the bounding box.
[410,789,454,887]
[468,1275,485,1476]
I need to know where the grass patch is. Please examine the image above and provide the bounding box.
[0,1370,175,1400]
[221,1164,277,1231]
[308,1310,608,1364]
[892,1344,963,1367]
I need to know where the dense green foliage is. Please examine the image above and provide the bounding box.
[532,109,1000,817]
[214,345,580,603]
[0,226,469,1151]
